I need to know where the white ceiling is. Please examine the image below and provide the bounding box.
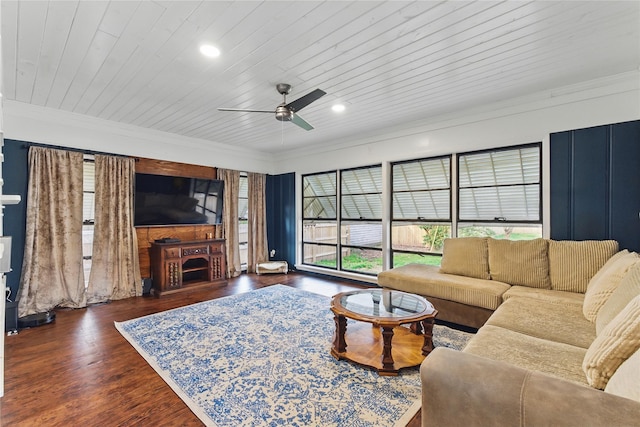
[2,1,639,154]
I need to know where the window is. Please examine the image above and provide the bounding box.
[391,156,451,267]
[457,143,542,239]
[340,165,382,275]
[82,155,95,287]
[302,171,338,269]
[238,173,248,270]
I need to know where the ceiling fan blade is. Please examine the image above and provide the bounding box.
[217,108,274,113]
[285,88,326,112]
[290,113,314,131]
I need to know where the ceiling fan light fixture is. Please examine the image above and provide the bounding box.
[200,44,220,58]
[275,105,292,121]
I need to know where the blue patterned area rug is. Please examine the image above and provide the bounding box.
[115,285,472,427]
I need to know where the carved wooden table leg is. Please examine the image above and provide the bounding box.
[410,321,423,335]
[381,326,395,371]
[332,314,347,356]
[421,317,435,356]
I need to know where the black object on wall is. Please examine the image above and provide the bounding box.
[3,139,29,302]
[550,120,640,252]
[266,173,296,269]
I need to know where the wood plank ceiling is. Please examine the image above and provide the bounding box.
[2,1,639,153]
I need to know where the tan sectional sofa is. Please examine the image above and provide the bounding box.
[379,238,640,425]
[378,237,617,328]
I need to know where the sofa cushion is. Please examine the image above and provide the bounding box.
[549,240,618,293]
[596,261,640,334]
[583,250,639,322]
[464,325,588,385]
[502,286,585,306]
[485,297,596,349]
[487,238,550,288]
[604,348,640,402]
[583,294,640,389]
[377,263,509,310]
[439,237,490,280]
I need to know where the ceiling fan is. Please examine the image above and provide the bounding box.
[218,83,326,131]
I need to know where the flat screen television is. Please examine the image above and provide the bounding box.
[134,173,224,226]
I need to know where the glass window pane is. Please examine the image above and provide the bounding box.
[304,196,336,219]
[239,175,248,220]
[83,160,95,222]
[304,173,336,196]
[341,248,382,275]
[392,157,451,221]
[341,167,382,194]
[303,243,336,268]
[458,184,540,221]
[303,172,337,219]
[239,242,248,266]
[341,166,382,220]
[341,222,382,248]
[341,194,382,219]
[392,253,442,268]
[238,198,249,220]
[393,190,450,220]
[83,193,95,222]
[393,158,450,191]
[459,146,539,188]
[458,224,543,239]
[303,221,338,244]
[458,145,541,222]
[82,224,94,258]
[238,221,248,244]
[392,223,451,254]
[83,159,95,192]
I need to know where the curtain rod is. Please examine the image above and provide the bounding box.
[19,141,128,158]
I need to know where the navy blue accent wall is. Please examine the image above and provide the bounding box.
[266,173,296,268]
[550,120,640,251]
[3,139,29,299]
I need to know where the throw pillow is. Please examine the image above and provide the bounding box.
[487,238,550,288]
[583,294,640,390]
[548,240,618,293]
[583,250,639,322]
[596,261,640,334]
[604,348,640,402]
[439,237,490,280]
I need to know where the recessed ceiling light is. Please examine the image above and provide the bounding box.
[332,104,346,113]
[200,44,220,58]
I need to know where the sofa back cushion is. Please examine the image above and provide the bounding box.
[439,237,490,280]
[583,294,640,389]
[583,250,639,322]
[487,238,550,288]
[549,240,618,293]
[596,261,640,334]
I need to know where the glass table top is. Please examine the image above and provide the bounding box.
[338,289,434,318]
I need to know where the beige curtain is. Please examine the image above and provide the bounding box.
[87,155,142,303]
[216,168,242,278]
[247,172,268,273]
[18,147,86,317]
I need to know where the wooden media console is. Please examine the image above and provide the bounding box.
[150,239,227,296]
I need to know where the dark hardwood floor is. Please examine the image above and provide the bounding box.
[1,272,421,427]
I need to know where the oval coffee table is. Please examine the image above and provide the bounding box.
[330,289,438,376]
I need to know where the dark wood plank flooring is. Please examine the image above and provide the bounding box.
[1,272,421,426]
